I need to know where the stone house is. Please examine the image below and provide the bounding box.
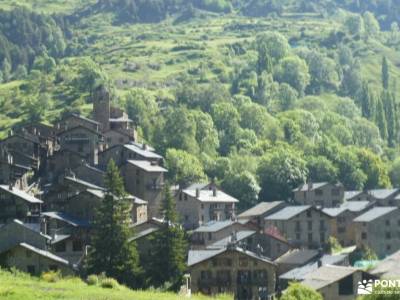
[20,122,57,158]
[1,242,75,276]
[353,206,400,258]
[56,113,101,133]
[176,183,239,230]
[238,201,287,230]
[0,150,32,190]
[0,185,42,224]
[323,201,374,246]
[99,143,163,169]
[293,182,345,207]
[0,131,41,170]
[188,246,277,299]
[46,149,86,182]
[300,265,374,300]
[370,249,400,279]
[121,160,167,219]
[264,206,332,249]
[72,164,105,188]
[57,125,103,166]
[274,249,322,276]
[0,219,50,253]
[345,189,400,206]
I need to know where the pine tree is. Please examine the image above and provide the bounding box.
[2,58,11,83]
[382,56,389,90]
[87,160,141,287]
[148,185,187,289]
[383,91,396,147]
[358,82,376,120]
[375,95,388,141]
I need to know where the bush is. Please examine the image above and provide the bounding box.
[41,270,61,283]
[100,277,120,289]
[86,274,99,286]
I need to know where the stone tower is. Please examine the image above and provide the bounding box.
[92,85,110,131]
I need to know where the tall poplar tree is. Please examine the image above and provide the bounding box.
[376,95,388,141]
[87,160,141,287]
[148,185,187,290]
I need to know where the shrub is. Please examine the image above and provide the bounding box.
[100,277,119,289]
[41,270,61,283]
[86,274,99,286]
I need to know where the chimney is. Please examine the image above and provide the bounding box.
[196,188,200,198]
[256,244,263,257]
[9,182,13,191]
[308,181,313,191]
[8,129,13,137]
[212,186,217,197]
[142,143,148,150]
[317,247,323,267]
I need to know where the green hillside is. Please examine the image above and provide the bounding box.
[0,269,231,300]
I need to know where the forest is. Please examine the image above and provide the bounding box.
[2,0,400,210]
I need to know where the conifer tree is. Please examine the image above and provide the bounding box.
[2,58,11,83]
[375,95,388,141]
[382,56,389,90]
[358,82,376,120]
[148,185,187,290]
[87,160,141,287]
[384,91,397,147]
[256,44,273,75]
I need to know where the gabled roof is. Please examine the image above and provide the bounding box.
[370,250,400,278]
[19,243,71,266]
[124,143,163,159]
[301,265,361,290]
[64,176,105,190]
[279,254,348,281]
[293,182,332,192]
[265,206,312,221]
[8,219,51,240]
[322,201,372,217]
[57,125,103,137]
[353,207,398,222]
[344,191,363,201]
[41,212,90,227]
[85,189,147,205]
[127,160,167,172]
[368,189,399,200]
[194,220,237,233]
[61,113,100,125]
[207,230,256,249]
[238,201,285,219]
[0,185,43,204]
[182,186,238,203]
[1,132,40,145]
[274,249,319,265]
[188,247,275,267]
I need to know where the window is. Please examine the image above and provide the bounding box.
[26,250,32,258]
[308,221,313,230]
[386,232,392,239]
[184,194,188,201]
[49,265,58,272]
[185,215,189,221]
[296,233,301,240]
[338,275,354,295]
[295,221,301,231]
[136,179,140,185]
[331,188,340,196]
[386,220,391,226]
[239,257,248,267]
[306,210,312,218]
[338,227,346,233]
[73,240,83,252]
[201,215,204,222]
[27,265,35,275]
[320,232,325,243]
[387,244,392,251]
[208,233,212,241]
[320,220,325,230]
[55,242,66,253]
[315,189,323,196]
[308,233,313,244]
[136,170,140,176]
[361,232,367,240]
[179,193,182,201]
[201,204,204,209]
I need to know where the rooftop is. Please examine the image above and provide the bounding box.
[344,191,364,200]
[370,250,400,278]
[207,230,256,249]
[124,143,163,159]
[127,160,167,172]
[265,206,312,221]
[0,185,43,204]
[41,212,90,227]
[279,254,348,281]
[353,207,398,222]
[188,247,275,267]
[274,249,319,265]
[293,182,334,192]
[322,201,372,217]
[238,201,285,219]
[194,220,237,233]
[368,189,399,200]
[182,187,239,203]
[64,176,105,190]
[19,243,71,266]
[301,265,360,290]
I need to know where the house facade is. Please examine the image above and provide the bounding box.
[293,182,345,207]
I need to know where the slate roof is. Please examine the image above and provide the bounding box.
[129,224,161,242]
[194,220,237,233]
[64,176,105,190]
[293,182,330,192]
[19,243,71,266]
[322,201,372,217]
[274,249,319,265]
[127,160,167,172]
[57,125,103,137]
[207,230,256,249]
[238,201,285,218]
[353,207,398,222]
[188,247,275,267]
[344,191,364,201]
[301,265,360,290]
[124,144,163,159]
[41,212,90,227]
[279,254,348,281]
[182,186,239,203]
[370,250,400,278]
[0,185,43,204]
[63,113,100,125]
[368,189,399,200]
[85,189,147,205]
[265,206,311,221]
